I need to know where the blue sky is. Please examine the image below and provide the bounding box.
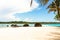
[0,0,59,22]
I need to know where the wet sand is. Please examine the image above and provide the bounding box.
[0,27,60,40]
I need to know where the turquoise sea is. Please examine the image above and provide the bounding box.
[0,24,60,27]
[42,24,60,27]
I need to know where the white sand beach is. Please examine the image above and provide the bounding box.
[0,27,60,40]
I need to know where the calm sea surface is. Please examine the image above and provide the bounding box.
[42,24,60,27]
[0,24,60,27]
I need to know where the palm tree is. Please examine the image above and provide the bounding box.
[48,0,60,20]
[30,0,60,20]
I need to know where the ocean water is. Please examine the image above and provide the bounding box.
[0,24,60,27]
[42,24,60,27]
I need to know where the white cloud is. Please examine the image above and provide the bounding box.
[23,18,33,22]
[0,0,39,21]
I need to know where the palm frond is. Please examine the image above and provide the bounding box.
[30,0,60,20]
[30,0,49,7]
[39,0,49,6]
[48,8,56,13]
[54,14,60,21]
[30,0,33,7]
[47,2,56,8]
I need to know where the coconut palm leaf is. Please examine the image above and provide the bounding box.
[30,0,33,7]
[30,0,49,7]
[48,8,56,13]
[47,2,56,8]
[39,0,49,6]
[30,0,60,20]
[40,0,60,20]
[55,14,60,21]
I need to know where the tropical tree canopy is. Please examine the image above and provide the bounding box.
[30,0,60,21]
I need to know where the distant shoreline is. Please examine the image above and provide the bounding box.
[0,21,60,24]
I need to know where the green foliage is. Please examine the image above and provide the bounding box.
[30,0,60,21]
[55,14,60,20]
[39,0,49,6]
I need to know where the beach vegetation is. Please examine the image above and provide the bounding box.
[30,0,60,20]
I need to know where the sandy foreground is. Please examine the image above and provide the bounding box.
[0,27,60,40]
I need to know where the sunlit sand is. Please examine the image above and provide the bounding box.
[0,27,60,40]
